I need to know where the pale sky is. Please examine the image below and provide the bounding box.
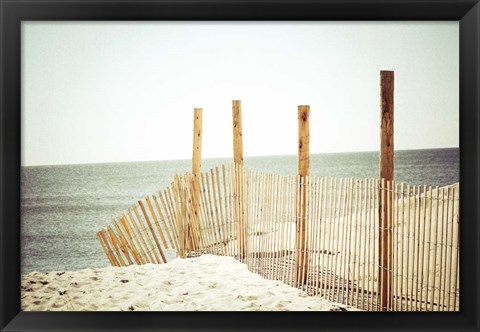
[22,22,459,166]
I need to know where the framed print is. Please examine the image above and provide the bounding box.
[1,0,479,331]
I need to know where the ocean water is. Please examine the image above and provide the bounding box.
[21,148,459,274]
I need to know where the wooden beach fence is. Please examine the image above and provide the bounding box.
[96,166,460,311]
[95,71,460,311]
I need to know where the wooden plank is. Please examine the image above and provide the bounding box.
[424,186,433,311]
[111,222,134,265]
[166,186,183,242]
[216,167,228,256]
[389,181,395,311]
[410,185,418,310]
[270,173,279,280]
[266,172,273,279]
[152,195,176,249]
[132,204,161,264]
[184,174,199,254]
[172,179,188,253]
[280,174,285,283]
[446,187,455,310]
[198,172,214,253]
[307,176,315,289]
[430,186,440,311]
[393,183,398,310]
[158,189,180,249]
[414,185,422,311]
[408,186,417,311]
[97,230,117,266]
[120,210,149,264]
[374,179,380,311]
[107,225,127,266]
[440,188,448,311]
[138,200,167,263]
[261,171,269,278]
[398,182,405,310]
[145,196,169,249]
[367,179,374,311]
[339,178,352,305]
[452,189,459,310]
[361,179,368,310]
[350,179,359,306]
[244,168,251,269]
[205,171,221,254]
[101,229,121,266]
[313,176,321,291]
[173,176,186,257]
[127,209,155,264]
[194,172,209,253]
[324,177,334,298]
[222,165,231,257]
[210,168,225,256]
[259,172,269,278]
[113,219,139,264]
[405,184,411,310]
[118,216,143,264]
[249,169,257,272]
[288,176,297,287]
[328,178,340,302]
[280,174,287,285]
[228,163,237,257]
[308,176,316,294]
[418,185,428,311]
[378,179,386,310]
[276,173,283,281]
[239,164,247,261]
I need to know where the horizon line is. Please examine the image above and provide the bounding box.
[22,146,459,168]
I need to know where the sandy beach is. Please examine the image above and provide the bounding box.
[21,254,356,311]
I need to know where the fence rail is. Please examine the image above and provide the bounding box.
[96,163,460,311]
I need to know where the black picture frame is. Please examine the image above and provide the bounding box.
[1,0,479,331]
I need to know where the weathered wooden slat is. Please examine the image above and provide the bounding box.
[97,230,117,266]
[113,219,139,265]
[133,204,162,264]
[117,216,143,264]
[430,186,440,311]
[106,225,127,266]
[157,190,179,249]
[127,209,155,264]
[152,195,176,249]
[144,196,169,250]
[120,214,146,264]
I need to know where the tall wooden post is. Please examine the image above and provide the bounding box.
[232,100,245,260]
[191,107,203,253]
[296,105,309,286]
[379,70,394,311]
[193,108,203,175]
[233,100,244,166]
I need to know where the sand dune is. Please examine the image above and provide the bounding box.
[21,254,356,311]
